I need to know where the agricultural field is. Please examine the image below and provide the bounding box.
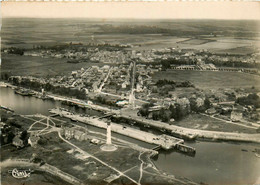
[214,45,259,55]
[177,38,214,45]
[2,18,259,54]
[152,70,260,90]
[1,53,105,77]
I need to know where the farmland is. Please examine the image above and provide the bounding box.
[2,18,259,54]
[1,53,104,77]
[152,70,260,90]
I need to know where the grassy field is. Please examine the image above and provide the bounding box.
[1,53,105,77]
[152,70,260,90]
[175,113,257,134]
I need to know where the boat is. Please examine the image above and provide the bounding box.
[15,89,31,96]
[28,91,36,96]
[0,105,14,112]
[0,83,7,87]
[160,128,166,133]
[253,148,260,158]
[70,117,77,122]
[15,88,36,96]
[144,124,151,128]
[255,153,260,158]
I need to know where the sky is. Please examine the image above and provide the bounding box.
[1,1,260,20]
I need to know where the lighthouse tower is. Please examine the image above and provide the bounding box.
[106,122,112,145]
[100,121,117,152]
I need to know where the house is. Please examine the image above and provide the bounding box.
[230,106,244,122]
[230,110,243,122]
[116,100,129,107]
[28,134,40,148]
[122,82,127,89]
[64,127,74,140]
[12,135,24,148]
[136,83,143,92]
[206,108,217,115]
[74,130,85,141]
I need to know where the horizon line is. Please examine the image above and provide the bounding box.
[3,17,260,21]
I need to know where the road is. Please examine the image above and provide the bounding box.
[98,67,113,92]
[138,152,144,184]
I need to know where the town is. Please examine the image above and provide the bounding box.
[1,16,260,185]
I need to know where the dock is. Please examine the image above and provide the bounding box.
[49,108,185,150]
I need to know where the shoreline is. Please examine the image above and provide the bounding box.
[1,82,260,144]
[0,110,197,185]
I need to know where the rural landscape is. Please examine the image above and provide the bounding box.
[1,13,260,185]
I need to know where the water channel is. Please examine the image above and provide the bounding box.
[1,87,259,184]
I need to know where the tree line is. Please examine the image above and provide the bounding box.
[138,97,211,123]
[10,77,87,100]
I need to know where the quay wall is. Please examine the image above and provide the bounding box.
[50,109,183,150]
[3,83,259,144]
[120,114,260,143]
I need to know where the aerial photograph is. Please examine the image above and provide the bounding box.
[0,1,260,185]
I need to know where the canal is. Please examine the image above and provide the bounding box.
[1,87,259,185]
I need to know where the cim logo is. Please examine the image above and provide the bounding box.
[9,168,33,179]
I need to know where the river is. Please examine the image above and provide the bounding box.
[1,87,259,185]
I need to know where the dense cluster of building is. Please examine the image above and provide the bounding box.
[4,43,259,69]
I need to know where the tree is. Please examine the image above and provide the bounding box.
[173,103,183,121]
[189,98,198,112]
[169,104,177,118]
[236,93,260,108]
[204,97,211,110]
[152,111,160,120]
[160,109,171,122]
[139,107,149,118]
